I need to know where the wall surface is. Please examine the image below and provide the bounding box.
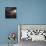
[0,0,46,45]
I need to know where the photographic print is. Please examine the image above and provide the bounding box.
[18,24,46,46]
[18,25,46,41]
[5,7,16,18]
